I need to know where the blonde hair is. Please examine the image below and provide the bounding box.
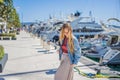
[59,23,74,53]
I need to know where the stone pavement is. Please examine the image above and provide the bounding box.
[0,31,117,80]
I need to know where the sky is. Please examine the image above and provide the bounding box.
[13,0,120,23]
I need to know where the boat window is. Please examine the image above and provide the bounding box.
[110,35,118,45]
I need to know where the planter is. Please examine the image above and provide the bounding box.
[0,33,16,40]
[11,37,17,40]
[0,54,8,73]
[0,36,11,40]
[3,37,10,40]
[16,32,20,35]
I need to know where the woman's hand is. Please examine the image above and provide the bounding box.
[71,64,76,67]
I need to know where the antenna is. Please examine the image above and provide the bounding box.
[118,0,120,18]
[89,11,93,22]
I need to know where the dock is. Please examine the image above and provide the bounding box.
[0,31,119,80]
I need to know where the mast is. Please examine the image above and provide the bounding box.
[89,11,94,22]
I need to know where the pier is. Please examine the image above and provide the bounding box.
[0,31,119,80]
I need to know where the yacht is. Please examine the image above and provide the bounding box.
[100,18,120,49]
[102,49,120,65]
[99,18,120,65]
[70,17,103,39]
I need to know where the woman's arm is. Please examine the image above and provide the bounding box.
[73,38,81,65]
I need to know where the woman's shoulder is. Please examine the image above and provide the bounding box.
[73,36,78,41]
[73,36,78,44]
[73,36,80,48]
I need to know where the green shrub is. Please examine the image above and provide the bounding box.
[9,30,17,34]
[0,45,4,60]
[0,33,16,38]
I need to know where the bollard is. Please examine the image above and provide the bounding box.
[96,67,101,75]
[53,40,57,50]
[44,41,47,52]
[43,39,45,49]
[99,55,104,66]
[40,35,41,45]
[41,36,44,48]
[40,35,42,46]
[47,41,51,53]
[96,55,104,75]
[43,40,49,54]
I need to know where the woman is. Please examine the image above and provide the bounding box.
[54,23,81,80]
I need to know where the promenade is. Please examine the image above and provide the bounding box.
[0,31,116,80]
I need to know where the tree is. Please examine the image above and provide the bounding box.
[0,0,21,28]
[0,0,13,22]
[4,0,13,7]
[0,0,3,3]
[9,8,21,27]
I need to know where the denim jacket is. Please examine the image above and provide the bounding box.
[59,36,81,65]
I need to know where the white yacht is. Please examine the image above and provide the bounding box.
[100,18,120,49]
[70,17,103,39]
[99,18,120,65]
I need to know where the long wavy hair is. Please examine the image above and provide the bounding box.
[59,23,74,53]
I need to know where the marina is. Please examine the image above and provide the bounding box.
[0,0,120,80]
[0,27,120,80]
[0,31,110,80]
